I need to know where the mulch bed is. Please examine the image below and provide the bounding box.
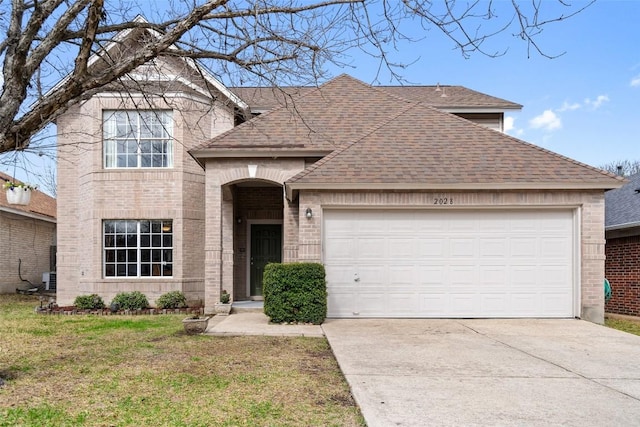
[35,306,204,316]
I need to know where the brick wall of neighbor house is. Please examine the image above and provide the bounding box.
[56,94,234,307]
[298,189,607,324]
[605,236,640,316]
[0,212,56,293]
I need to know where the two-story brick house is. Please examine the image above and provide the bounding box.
[55,25,622,323]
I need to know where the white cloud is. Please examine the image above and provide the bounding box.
[631,75,640,87]
[529,110,562,131]
[584,95,609,110]
[504,116,524,136]
[504,116,515,132]
[557,101,581,112]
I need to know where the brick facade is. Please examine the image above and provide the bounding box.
[605,235,640,316]
[0,211,56,293]
[56,94,234,307]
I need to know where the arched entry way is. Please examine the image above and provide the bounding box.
[229,180,284,300]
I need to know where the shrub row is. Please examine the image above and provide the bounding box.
[263,262,327,325]
[73,290,187,311]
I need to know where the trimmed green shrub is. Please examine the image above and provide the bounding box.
[74,294,105,310]
[156,291,187,309]
[111,291,149,310]
[263,262,327,324]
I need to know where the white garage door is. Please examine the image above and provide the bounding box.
[324,209,575,318]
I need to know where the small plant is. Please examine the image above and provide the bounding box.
[220,290,230,304]
[3,181,36,190]
[156,291,187,309]
[73,294,105,310]
[111,291,149,310]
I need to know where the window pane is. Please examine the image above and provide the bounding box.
[163,264,173,276]
[105,250,115,263]
[115,235,125,247]
[127,264,137,276]
[141,249,150,262]
[162,221,172,233]
[152,249,161,262]
[163,235,172,248]
[116,250,126,262]
[117,264,127,276]
[105,264,115,276]
[126,235,137,247]
[141,264,151,276]
[104,235,114,247]
[104,221,115,233]
[127,249,137,262]
[140,235,150,247]
[151,222,161,233]
[152,235,161,247]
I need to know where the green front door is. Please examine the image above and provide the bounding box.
[250,224,282,297]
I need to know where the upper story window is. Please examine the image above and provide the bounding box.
[103,110,173,168]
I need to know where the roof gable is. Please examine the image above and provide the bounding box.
[47,15,247,110]
[192,74,416,154]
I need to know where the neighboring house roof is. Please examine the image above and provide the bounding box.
[230,83,521,113]
[193,74,621,195]
[0,171,56,221]
[605,172,640,230]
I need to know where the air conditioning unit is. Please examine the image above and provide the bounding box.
[42,272,57,291]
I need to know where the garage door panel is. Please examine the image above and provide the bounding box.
[357,238,386,259]
[450,239,475,257]
[324,209,575,318]
[418,239,447,257]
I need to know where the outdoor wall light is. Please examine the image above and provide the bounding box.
[305,207,313,219]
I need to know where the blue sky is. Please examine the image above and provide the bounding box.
[331,0,639,170]
[2,0,638,193]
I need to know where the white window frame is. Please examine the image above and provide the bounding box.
[103,110,173,168]
[103,220,173,278]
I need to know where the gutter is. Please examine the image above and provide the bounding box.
[0,206,56,224]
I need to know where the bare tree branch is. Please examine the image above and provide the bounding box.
[0,0,593,155]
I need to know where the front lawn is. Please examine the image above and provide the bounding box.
[0,294,364,427]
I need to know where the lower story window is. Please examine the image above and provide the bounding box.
[103,220,173,277]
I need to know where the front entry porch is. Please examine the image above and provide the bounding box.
[203,159,304,314]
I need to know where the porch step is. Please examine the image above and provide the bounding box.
[231,301,264,314]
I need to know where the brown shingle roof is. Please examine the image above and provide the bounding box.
[287,100,621,189]
[230,82,521,112]
[195,74,621,191]
[0,171,56,219]
[193,75,417,153]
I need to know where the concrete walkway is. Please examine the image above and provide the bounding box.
[322,318,640,427]
[204,312,324,337]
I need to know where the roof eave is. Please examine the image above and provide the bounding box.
[441,106,522,113]
[191,149,332,159]
[605,220,640,232]
[0,206,56,223]
[287,181,622,192]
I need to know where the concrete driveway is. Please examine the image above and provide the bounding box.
[322,319,640,427]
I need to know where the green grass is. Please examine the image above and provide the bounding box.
[605,316,640,336]
[0,294,364,427]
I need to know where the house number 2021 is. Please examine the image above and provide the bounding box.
[433,197,453,205]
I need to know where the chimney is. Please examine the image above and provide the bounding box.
[616,165,623,176]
